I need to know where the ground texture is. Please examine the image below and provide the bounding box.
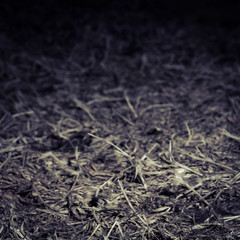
[0,1,240,239]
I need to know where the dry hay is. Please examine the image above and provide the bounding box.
[0,2,240,240]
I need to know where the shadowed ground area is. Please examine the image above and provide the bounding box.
[0,1,240,239]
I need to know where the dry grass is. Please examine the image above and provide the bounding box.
[0,2,240,240]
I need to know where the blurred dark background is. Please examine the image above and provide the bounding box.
[0,0,239,113]
[1,0,240,28]
[0,0,239,53]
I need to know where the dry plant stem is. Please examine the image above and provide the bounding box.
[88,223,101,240]
[118,180,148,226]
[72,97,111,132]
[124,91,138,118]
[87,97,123,105]
[222,128,240,141]
[0,145,24,154]
[232,172,240,184]
[88,133,131,158]
[54,231,59,240]
[72,97,96,121]
[176,182,203,200]
[139,103,173,117]
[0,152,12,170]
[95,176,114,197]
[135,95,142,110]
[223,215,240,222]
[168,140,174,162]
[39,151,62,164]
[135,154,148,189]
[36,208,68,217]
[170,142,203,175]
[175,173,210,206]
[106,220,118,239]
[58,172,80,207]
[192,222,223,230]
[46,121,69,140]
[184,121,206,145]
[92,211,107,238]
[32,184,46,205]
[185,121,193,146]
[116,221,125,239]
[12,110,34,118]
[178,148,237,173]
[114,110,135,125]
[0,112,7,125]
[176,161,202,176]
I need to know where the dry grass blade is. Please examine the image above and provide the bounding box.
[135,154,148,189]
[114,110,135,125]
[124,91,138,118]
[178,148,237,173]
[87,97,123,105]
[0,153,12,170]
[88,133,131,158]
[222,215,240,222]
[139,103,173,117]
[175,172,210,206]
[106,220,118,239]
[222,129,240,142]
[118,180,148,226]
[88,224,101,240]
[72,97,96,121]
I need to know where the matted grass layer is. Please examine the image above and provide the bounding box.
[0,3,240,240]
